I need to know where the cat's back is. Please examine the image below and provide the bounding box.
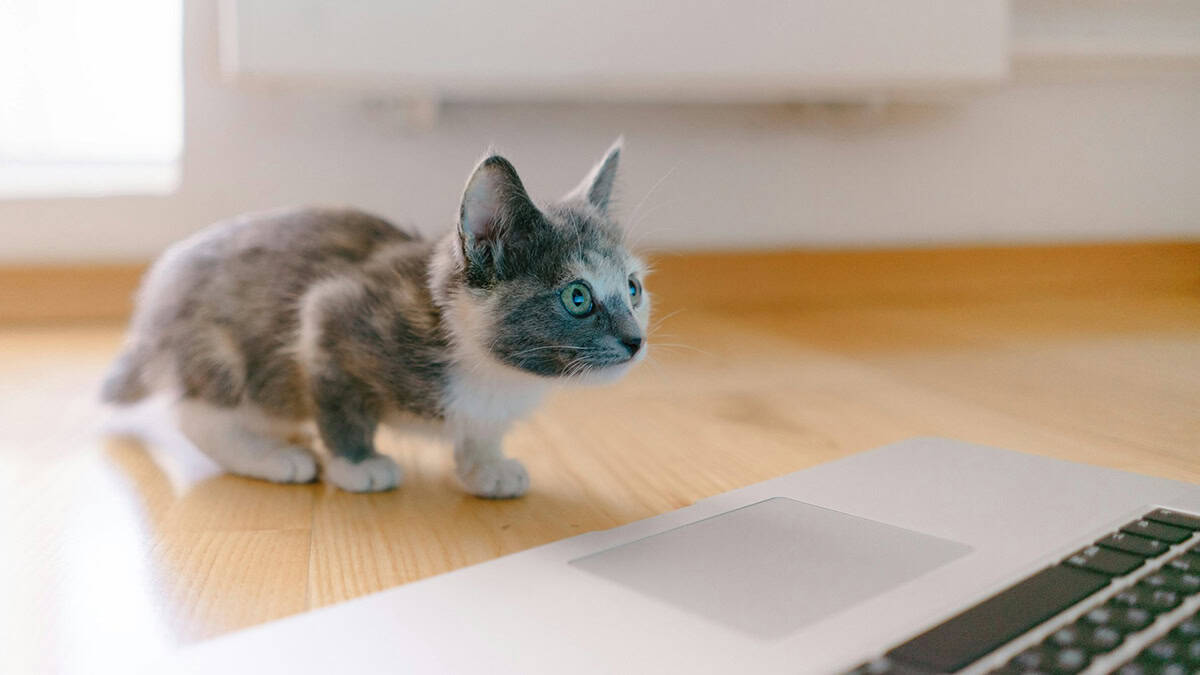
[140,206,418,311]
[125,206,428,362]
[110,206,430,410]
[187,206,418,267]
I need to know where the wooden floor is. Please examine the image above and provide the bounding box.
[2,258,1199,674]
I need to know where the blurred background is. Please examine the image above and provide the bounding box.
[2,0,1198,264]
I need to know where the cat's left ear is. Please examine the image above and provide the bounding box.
[563,137,622,214]
[458,154,540,273]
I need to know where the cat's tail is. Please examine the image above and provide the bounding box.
[100,343,154,405]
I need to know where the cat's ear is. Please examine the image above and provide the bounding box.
[458,154,540,270]
[564,137,622,214]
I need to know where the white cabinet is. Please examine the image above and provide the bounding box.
[221,0,1010,101]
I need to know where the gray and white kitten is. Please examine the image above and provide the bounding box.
[102,140,649,497]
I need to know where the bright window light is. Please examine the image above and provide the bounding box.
[0,0,182,198]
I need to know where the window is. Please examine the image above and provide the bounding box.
[0,0,182,198]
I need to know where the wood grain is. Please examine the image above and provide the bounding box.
[1,245,1198,674]
[648,240,1200,312]
[0,263,144,322]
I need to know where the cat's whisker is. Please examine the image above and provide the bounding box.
[563,356,594,380]
[628,216,683,250]
[629,212,681,233]
[627,195,682,232]
[507,345,589,358]
[640,353,666,375]
[647,342,713,357]
[648,308,686,334]
[625,164,677,234]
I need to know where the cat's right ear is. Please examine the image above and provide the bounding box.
[458,155,540,273]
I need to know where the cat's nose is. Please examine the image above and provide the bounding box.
[620,336,643,356]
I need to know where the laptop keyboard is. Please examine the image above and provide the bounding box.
[843,508,1200,675]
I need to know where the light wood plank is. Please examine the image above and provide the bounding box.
[1,246,1198,674]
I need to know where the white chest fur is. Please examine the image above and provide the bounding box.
[442,362,550,435]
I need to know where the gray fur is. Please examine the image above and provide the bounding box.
[106,207,433,417]
[102,141,649,493]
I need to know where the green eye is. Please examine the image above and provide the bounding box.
[560,282,594,317]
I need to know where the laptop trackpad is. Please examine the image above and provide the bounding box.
[569,497,972,639]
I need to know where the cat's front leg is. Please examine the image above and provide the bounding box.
[452,424,529,499]
[313,371,402,492]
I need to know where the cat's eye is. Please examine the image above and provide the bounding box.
[628,276,642,306]
[560,281,594,317]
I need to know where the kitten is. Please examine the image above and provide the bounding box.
[101,140,649,497]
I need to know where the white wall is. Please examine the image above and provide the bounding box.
[1,0,1198,263]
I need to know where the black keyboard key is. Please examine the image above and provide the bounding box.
[1123,519,1193,544]
[1166,553,1200,575]
[1051,621,1125,655]
[1131,632,1200,670]
[1100,604,1155,632]
[1050,648,1089,673]
[1111,583,1183,613]
[1085,625,1124,653]
[1169,569,1200,596]
[1141,638,1183,662]
[1064,545,1144,576]
[1141,568,1200,596]
[1141,588,1183,613]
[1146,509,1200,531]
[1100,532,1172,558]
[843,658,937,675]
[885,565,1109,672]
[1048,625,1083,649]
[1184,639,1200,663]
[1172,616,1200,640]
[1012,646,1053,669]
[1082,606,1116,627]
[1014,643,1091,674]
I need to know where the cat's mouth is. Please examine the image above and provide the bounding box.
[503,345,645,380]
[579,348,642,368]
[560,346,646,380]
[588,356,634,369]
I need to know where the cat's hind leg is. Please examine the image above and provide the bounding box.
[176,398,318,483]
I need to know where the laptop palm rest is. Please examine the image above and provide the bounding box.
[570,497,972,639]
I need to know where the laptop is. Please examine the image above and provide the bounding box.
[158,437,1200,674]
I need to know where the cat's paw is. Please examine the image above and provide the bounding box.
[254,446,319,483]
[325,454,403,492]
[457,457,529,499]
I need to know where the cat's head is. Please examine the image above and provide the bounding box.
[440,139,650,383]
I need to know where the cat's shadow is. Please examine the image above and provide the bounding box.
[100,416,631,615]
[103,426,625,528]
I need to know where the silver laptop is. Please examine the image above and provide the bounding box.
[160,437,1200,674]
